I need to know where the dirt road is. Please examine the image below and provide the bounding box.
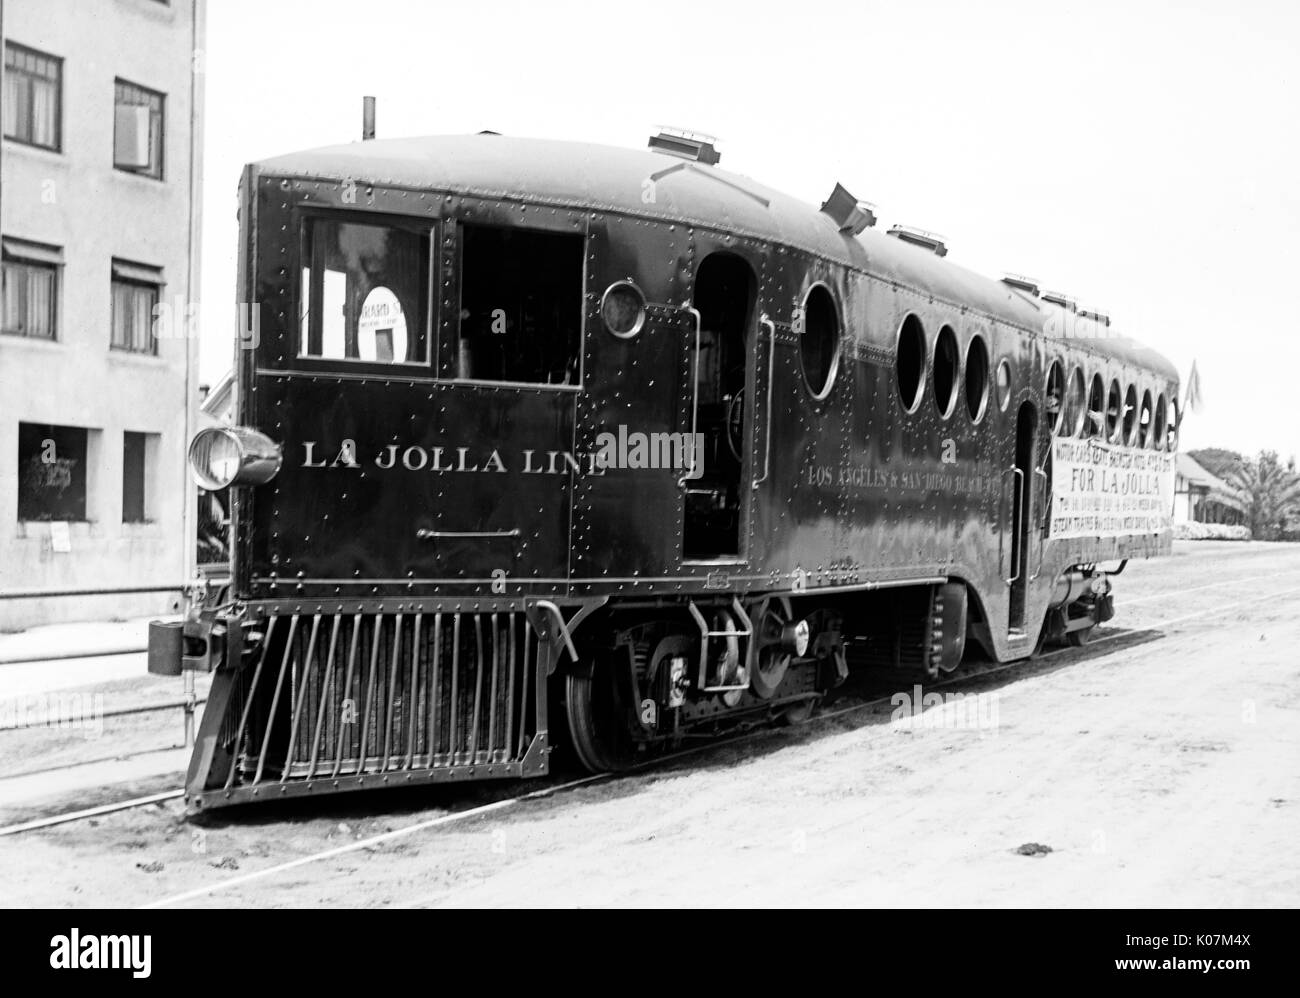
[2,540,1298,907]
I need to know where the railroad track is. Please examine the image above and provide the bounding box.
[0,634,1105,842]
[4,576,1298,901]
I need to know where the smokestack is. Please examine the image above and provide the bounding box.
[362,96,376,141]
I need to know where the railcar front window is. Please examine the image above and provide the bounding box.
[457,224,584,386]
[299,218,431,364]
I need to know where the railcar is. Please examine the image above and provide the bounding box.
[149,130,1179,812]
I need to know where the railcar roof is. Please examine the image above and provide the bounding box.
[256,134,1176,380]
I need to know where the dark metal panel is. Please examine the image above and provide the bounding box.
[571,215,692,581]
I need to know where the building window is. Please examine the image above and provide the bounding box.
[797,284,841,400]
[123,431,156,523]
[1062,366,1085,437]
[1045,360,1065,433]
[932,324,959,418]
[114,79,164,179]
[1106,378,1122,441]
[111,259,163,354]
[995,358,1012,411]
[300,217,431,364]
[896,313,926,413]
[18,423,88,521]
[1,237,61,338]
[2,42,62,151]
[965,336,989,422]
[457,223,583,385]
[1122,384,1139,444]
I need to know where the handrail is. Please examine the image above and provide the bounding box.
[752,315,776,488]
[678,304,703,489]
[532,599,579,663]
[0,582,221,601]
[1004,466,1025,586]
[416,528,520,540]
[1031,466,1050,580]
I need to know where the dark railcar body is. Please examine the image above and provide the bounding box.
[166,134,1178,811]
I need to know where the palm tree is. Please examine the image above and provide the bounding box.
[1229,451,1300,541]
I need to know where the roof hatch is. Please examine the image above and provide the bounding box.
[648,127,720,165]
[820,182,876,234]
[1041,291,1078,311]
[1001,273,1040,296]
[887,224,947,257]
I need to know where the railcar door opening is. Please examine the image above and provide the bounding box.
[1008,401,1036,632]
[683,253,756,561]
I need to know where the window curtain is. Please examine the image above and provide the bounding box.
[28,267,53,337]
[31,77,56,147]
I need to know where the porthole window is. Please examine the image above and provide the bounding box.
[600,280,646,338]
[965,336,989,422]
[995,359,1012,411]
[1085,374,1105,439]
[1138,389,1153,447]
[933,325,960,418]
[798,284,840,400]
[896,313,926,413]
[1122,384,1138,444]
[1167,398,1179,450]
[1045,360,1065,433]
[1106,378,1122,441]
[1062,366,1086,437]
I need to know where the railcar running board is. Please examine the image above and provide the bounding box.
[184,608,557,814]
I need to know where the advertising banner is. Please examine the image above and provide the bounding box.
[1049,437,1175,538]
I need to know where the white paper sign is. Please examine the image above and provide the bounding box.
[357,286,407,363]
[1049,437,1175,539]
[50,520,72,553]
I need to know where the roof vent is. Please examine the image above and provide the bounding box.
[1001,273,1040,297]
[1078,308,1111,327]
[820,182,876,235]
[887,224,947,257]
[1041,290,1078,312]
[648,127,720,165]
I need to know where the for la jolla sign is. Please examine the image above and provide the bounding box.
[1049,437,1175,538]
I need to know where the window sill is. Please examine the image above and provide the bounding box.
[113,166,166,185]
[2,137,64,159]
[107,348,167,365]
[15,520,94,540]
[117,0,179,22]
[0,333,62,351]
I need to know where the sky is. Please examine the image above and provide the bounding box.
[198,0,1300,461]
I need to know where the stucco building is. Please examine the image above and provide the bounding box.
[0,0,205,627]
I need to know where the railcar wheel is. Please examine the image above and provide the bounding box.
[1066,625,1095,647]
[778,697,819,725]
[747,597,807,699]
[565,654,638,774]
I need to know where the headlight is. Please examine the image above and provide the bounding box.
[189,426,282,490]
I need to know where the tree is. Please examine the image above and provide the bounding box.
[1228,451,1300,541]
